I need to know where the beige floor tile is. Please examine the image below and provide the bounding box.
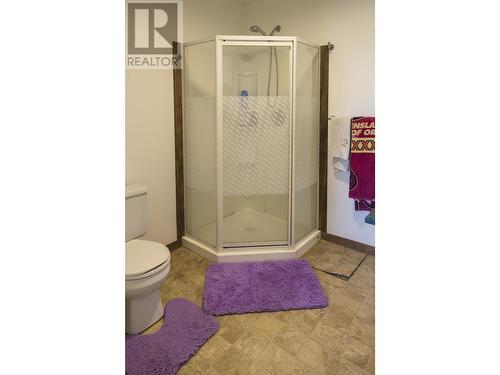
[275,309,322,335]
[315,269,348,295]
[338,284,368,305]
[355,303,375,325]
[178,353,221,375]
[363,288,375,307]
[310,320,344,350]
[170,248,202,273]
[296,338,331,374]
[206,368,221,375]
[369,276,375,289]
[347,317,375,348]
[160,276,198,304]
[175,266,207,291]
[303,242,328,260]
[321,303,358,332]
[251,314,286,340]
[365,349,375,374]
[352,275,373,292]
[192,292,204,306]
[347,272,372,290]
[323,354,364,375]
[213,346,253,375]
[273,324,310,355]
[337,336,373,368]
[252,343,316,375]
[232,329,269,361]
[354,267,374,288]
[198,334,232,365]
[218,313,261,344]
[334,289,364,310]
[312,305,330,321]
[340,246,366,259]
[217,321,245,345]
[237,361,272,375]
[164,270,176,282]
[303,241,332,259]
[267,310,291,323]
[305,241,366,277]
[362,255,375,270]
[221,312,261,327]
[239,312,262,325]
[316,255,353,277]
[360,265,374,281]
[355,262,373,275]
[341,280,370,302]
[270,307,324,327]
[315,240,345,253]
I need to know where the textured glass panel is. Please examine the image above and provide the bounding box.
[222,45,290,245]
[295,42,320,242]
[184,41,217,247]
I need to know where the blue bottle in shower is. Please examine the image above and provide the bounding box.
[240,90,249,111]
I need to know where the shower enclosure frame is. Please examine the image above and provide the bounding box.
[182,35,322,262]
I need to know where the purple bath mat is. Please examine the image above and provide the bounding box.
[203,259,328,315]
[126,298,219,375]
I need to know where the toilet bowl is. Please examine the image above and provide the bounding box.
[126,239,171,334]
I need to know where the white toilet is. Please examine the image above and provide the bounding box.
[126,184,171,334]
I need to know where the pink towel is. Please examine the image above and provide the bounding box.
[349,117,375,211]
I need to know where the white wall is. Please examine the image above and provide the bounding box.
[126,0,245,245]
[241,0,375,245]
[126,71,177,245]
[126,0,374,246]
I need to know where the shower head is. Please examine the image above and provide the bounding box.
[249,25,267,35]
[270,25,281,36]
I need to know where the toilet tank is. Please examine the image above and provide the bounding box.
[126,184,148,241]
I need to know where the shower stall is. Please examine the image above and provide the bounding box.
[182,35,320,262]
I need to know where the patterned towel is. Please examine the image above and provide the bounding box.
[349,117,375,211]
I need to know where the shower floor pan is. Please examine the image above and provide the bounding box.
[183,208,320,263]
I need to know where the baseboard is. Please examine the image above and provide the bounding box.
[167,239,182,251]
[321,232,375,256]
[181,236,217,262]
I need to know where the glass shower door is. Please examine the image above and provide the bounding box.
[294,41,320,243]
[220,42,292,247]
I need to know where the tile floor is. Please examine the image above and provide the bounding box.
[142,240,375,375]
[303,240,367,278]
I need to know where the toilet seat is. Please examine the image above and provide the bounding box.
[126,260,170,281]
[126,239,171,281]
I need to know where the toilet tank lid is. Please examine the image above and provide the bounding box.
[126,184,148,198]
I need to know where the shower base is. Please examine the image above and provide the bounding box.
[183,208,320,263]
[191,208,288,245]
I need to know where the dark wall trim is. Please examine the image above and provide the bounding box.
[321,232,375,256]
[167,239,182,251]
[173,41,185,242]
[319,45,329,233]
